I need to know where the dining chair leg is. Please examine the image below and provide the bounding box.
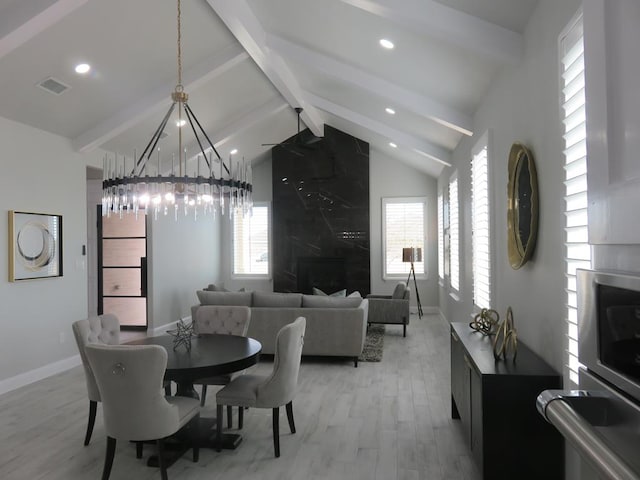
[216,404,223,452]
[85,400,98,446]
[200,385,208,407]
[157,438,168,480]
[238,406,244,430]
[227,405,233,429]
[135,441,143,459]
[102,436,116,480]
[189,415,200,462]
[272,407,280,458]
[286,401,296,434]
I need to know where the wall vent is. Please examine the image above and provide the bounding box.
[37,77,70,95]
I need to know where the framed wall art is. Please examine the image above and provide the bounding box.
[8,211,63,282]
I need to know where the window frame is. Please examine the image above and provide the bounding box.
[448,172,460,294]
[559,8,591,387]
[381,196,428,281]
[230,201,271,279]
[471,131,492,311]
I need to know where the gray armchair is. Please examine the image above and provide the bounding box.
[366,282,411,337]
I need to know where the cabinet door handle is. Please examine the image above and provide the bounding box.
[451,331,460,342]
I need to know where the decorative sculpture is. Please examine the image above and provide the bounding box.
[469,308,500,336]
[493,306,518,361]
[167,318,195,351]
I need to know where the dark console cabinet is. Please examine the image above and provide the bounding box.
[450,322,563,479]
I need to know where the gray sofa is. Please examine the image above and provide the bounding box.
[193,290,369,367]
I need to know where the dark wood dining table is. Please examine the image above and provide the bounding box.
[128,333,262,398]
[127,333,262,463]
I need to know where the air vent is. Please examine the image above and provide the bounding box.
[37,77,70,95]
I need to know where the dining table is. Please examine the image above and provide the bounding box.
[126,333,262,465]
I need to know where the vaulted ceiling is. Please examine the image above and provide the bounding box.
[0,0,539,178]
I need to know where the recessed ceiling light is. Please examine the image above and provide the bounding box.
[385,107,396,115]
[176,119,186,127]
[379,38,394,49]
[230,148,238,155]
[75,63,91,74]
[389,142,397,148]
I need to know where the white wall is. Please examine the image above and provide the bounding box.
[370,148,439,308]
[147,212,220,330]
[439,0,581,371]
[0,116,103,386]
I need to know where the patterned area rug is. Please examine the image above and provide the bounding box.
[359,324,385,362]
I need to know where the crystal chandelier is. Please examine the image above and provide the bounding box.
[101,0,252,220]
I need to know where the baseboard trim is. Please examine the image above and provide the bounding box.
[0,354,81,397]
[410,306,440,315]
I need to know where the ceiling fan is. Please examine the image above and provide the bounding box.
[261,107,322,157]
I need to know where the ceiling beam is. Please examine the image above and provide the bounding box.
[269,34,473,137]
[338,0,523,65]
[0,0,88,60]
[206,0,324,137]
[73,43,248,153]
[184,97,289,162]
[305,91,451,167]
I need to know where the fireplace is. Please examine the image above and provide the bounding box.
[297,257,346,295]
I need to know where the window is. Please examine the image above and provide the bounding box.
[437,190,444,280]
[560,11,591,386]
[382,198,426,278]
[472,137,491,309]
[232,203,270,276]
[449,175,460,292]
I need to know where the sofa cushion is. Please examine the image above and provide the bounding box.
[302,295,362,309]
[197,290,252,306]
[252,292,302,308]
[312,287,347,297]
[391,282,407,299]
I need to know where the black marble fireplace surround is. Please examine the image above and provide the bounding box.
[272,125,370,295]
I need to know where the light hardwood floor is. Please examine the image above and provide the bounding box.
[0,313,480,480]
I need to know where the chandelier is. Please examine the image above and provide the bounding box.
[101,0,252,220]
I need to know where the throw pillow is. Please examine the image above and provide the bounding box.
[312,287,347,297]
[347,291,362,298]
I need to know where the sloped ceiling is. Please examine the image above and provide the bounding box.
[0,0,538,178]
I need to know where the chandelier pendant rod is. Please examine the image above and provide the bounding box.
[133,101,177,176]
[184,102,230,176]
[183,103,213,176]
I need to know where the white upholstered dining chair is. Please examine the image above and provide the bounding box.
[71,315,120,446]
[191,305,252,426]
[85,344,200,480]
[215,317,306,457]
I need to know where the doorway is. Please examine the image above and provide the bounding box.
[97,207,148,329]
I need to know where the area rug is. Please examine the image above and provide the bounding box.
[359,324,385,362]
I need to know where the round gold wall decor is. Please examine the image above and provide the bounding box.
[507,143,539,270]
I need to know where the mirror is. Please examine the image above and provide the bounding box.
[507,143,539,269]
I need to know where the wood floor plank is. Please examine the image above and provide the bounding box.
[0,313,481,480]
